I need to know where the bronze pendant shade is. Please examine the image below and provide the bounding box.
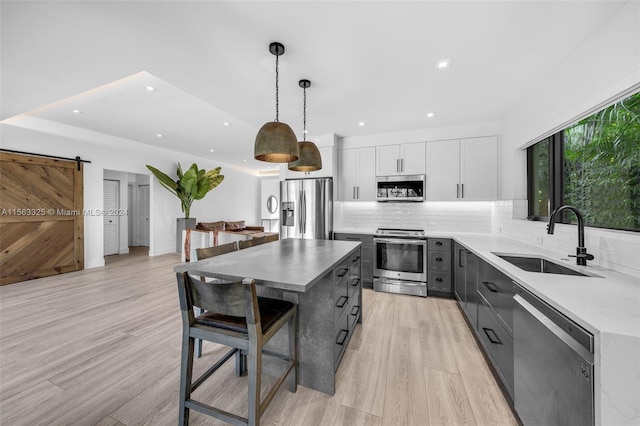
[254,42,299,163]
[288,79,322,172]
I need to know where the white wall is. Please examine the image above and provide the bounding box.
[0,118,260,268]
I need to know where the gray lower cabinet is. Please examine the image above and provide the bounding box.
[477,294,514,398]
[427,238,452,294]
[334,249,362,368]
[453,245,513,400]
[334,233,373,288]
[453,242,478,327]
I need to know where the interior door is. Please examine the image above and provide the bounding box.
[103,179,119,255]
[138,184,150,246]
[0,152,84,285]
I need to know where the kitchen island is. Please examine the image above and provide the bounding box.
[174,238,363,395]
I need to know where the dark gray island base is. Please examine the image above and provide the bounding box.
[174,238,363,395]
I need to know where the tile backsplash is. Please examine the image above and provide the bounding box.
[335,201,494,232]
[336,200,640,277]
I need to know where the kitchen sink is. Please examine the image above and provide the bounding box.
[492,253,595,277]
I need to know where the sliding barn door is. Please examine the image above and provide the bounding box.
[0,152,84,285]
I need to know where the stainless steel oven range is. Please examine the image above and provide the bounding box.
[373,227,427,297]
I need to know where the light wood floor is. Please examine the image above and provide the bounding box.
[0,251,519,425]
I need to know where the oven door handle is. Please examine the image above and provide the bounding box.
[374,238,426,246]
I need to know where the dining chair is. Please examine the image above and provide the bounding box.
[238,236,267,250]
[176,272,297,426]
[192,241,239,358]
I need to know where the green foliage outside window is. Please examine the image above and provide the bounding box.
[564,93,640,230]
[527,91,640,231]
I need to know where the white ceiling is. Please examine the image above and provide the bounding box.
[0,1,629,173]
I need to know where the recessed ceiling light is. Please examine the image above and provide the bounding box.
[302,129,309,134]
[427,112,435,118]
[358,122,365,126]
[437,59,451,69]
[72,109,83,114]
[156,133,163,138]
[209,149,214,152]
[223,122,230,126]
[243,159,247,162]
[145,86,157,92]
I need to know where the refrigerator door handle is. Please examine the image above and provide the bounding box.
[302,189,306,235]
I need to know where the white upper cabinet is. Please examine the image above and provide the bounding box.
[426,140,460,201]
[375,142,426,176]
[460,136,498,201]
[426,136,498,201]
[338,147,375,201]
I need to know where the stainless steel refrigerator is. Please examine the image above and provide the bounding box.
[280,178,333,240]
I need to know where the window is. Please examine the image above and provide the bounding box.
[527,92,640,231]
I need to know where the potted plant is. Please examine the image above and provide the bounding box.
[146,163,224,251]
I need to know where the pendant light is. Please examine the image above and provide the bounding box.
[288,79,322,172]
[254,42,299,163]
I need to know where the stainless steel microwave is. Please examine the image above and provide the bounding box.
[376,174,425,202]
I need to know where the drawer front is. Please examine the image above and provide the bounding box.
[335,282,349,324]
[334,313,350,367]
[428,238,451,251]
[348,288,361,331]
[427,270,451,292]
[478,297,514,396]
[428,250,451,271]
[335,258,350,281]
[478,261,514,332]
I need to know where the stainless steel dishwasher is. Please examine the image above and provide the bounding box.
[513,286,594,426]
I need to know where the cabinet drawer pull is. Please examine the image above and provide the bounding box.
[337,268,349,277]
[350,278,360,287]
[435,257,443,262]
[435,241,443,246]
[336,329,349,345]
[435,277,443,283]
[482,281,499,292]
[351,306,360,316]
[336,296,349,308]
[482,327,502,345]
[352,256,360,263]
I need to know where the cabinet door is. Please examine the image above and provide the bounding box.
[427,140,460,201]
[338,149,358,201]
[453,242,466,303]
[460,136,497,201]
[356,147,376,201]
[375,145,400,176]
[400,142,426,175]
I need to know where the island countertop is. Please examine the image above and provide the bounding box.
[174,238,361,292]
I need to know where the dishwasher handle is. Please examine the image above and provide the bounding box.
[514,294,593,362]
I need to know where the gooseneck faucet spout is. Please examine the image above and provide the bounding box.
[547,205,594,266]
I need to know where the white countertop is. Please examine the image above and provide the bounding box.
[451,233,640,338]
[336,228,640,337]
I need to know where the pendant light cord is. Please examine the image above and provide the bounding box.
[303,85,307,141]
[275,54,280,122]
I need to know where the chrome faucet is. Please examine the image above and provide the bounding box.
[547,205,594,266]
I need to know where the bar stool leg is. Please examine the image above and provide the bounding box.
[247,339,262,426]
[288,310,298,393]
[179,333,195,426]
